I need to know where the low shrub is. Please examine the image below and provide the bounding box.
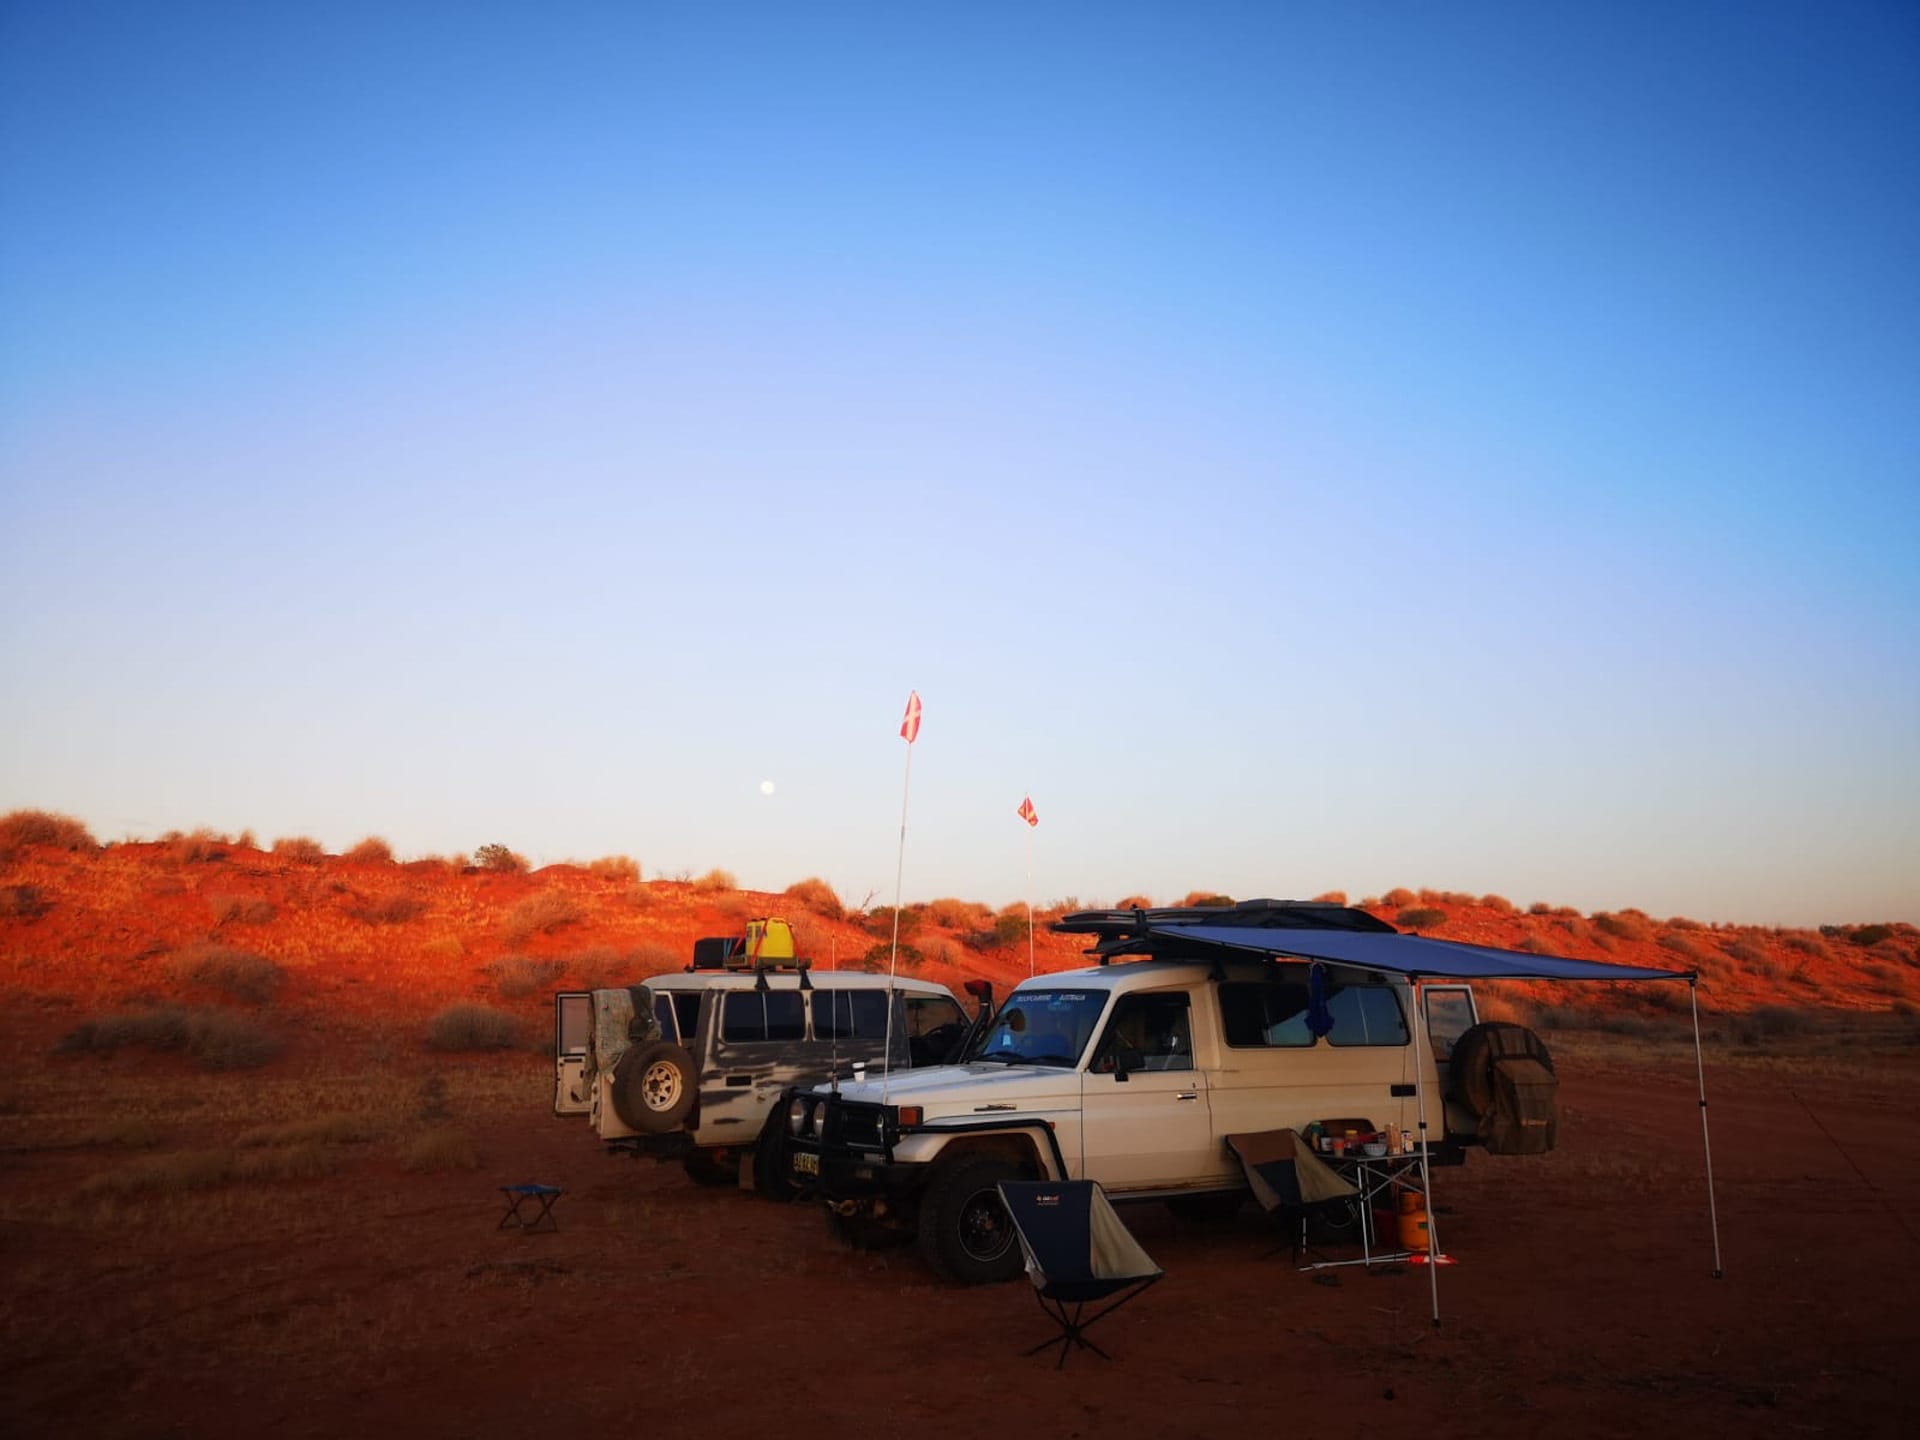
[784,876,845,918]
[1732,1005,1814,1043]
[1528,902,1555,915]
[1380,887,1417,908]
[1723,939,1770,968]
[693,867,737,892]
[1114,894,1155,910]
[588,854,642,882]
[234,1143,337,1181]
[924,896,991,930]
[343,836,395,864]
[426,1004,521,1052]
[1782,932,1831,961]
[1480,894,1514,914]
[207,893,275,926]
[501,890,584,944]
[487,954,567,998]
[1181,891,1235,908]
[1666,915,1704,931]
[1312,890,1348,905]
[1657,933,1709,963]
[865,906,922,941]
[1848,924,1896,948]
[166,942,283,1004]
[0,808,97,853]
[81,1149,235,1197]
[1515,934,1558,956]
[475,843,528,874]
[58,1007,284,1071]
[1395,907,1446,931]
[271,836,326,864]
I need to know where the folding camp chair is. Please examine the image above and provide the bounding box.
[1224,1130,1360,1260]
[997,1180,1164,1369]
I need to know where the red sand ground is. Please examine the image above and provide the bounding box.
[3,831,1919,1438]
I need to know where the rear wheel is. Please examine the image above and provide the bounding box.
[610,1040,697,1133]
[916,1152,1028,1285]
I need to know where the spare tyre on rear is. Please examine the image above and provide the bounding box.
[611,1039,697,1133]
[1447,1021,1558,1155]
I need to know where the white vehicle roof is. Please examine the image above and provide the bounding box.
[632,970,959,997]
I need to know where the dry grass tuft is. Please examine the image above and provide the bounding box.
[81,1149,235,1197]
[1480,893,1515,914]
[164,827,229,864]
[784,876,845,919]
[207,893,275,926]
[1179,890,1234,907]
[236,1114,371,1148]
[343,836,395,864]
[1380,887,1417,908]
[1310,890,1348,905]
[1592,911,1652,942]
[234,1142,337,1181]
[1396,907,1446,931]
[426,1004,522,1052]
[349,891,426,925]
[924,896,990,930]
[165,942,284,1004]
[487,954,568,998]
[693,867,737,892]
[59,1006,284,1070]
[1,883,51,919]
[1782,932,1832,961]
[271,836,327,864]
[400,1127,479,1172]
[0,807,98,853]
[588,854,641,882]
[1658,932,1710,964]
[501,890,584,944]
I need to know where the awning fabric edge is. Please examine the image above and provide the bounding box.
[1143,923,1692,983]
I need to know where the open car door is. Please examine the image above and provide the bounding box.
[554,992,592,1115]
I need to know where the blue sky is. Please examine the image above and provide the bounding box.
[2,2,1915,926]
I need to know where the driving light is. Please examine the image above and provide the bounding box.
[787,1097,807,1135]
[810,1104,828,1138]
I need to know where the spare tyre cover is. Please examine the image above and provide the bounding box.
[1448,1022,1559,1154]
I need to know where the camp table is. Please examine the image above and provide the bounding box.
[1298,1149,1430,1271]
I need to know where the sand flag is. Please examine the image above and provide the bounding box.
[1018,795,1038,827]
[884,690,921,1092]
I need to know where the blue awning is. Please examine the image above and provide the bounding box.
[1145,923,1691,983]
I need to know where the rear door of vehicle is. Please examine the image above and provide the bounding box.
[553,992,592,1115]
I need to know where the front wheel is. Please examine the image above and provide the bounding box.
[916,1152,1029,1285]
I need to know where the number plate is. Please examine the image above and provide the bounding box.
[793,1151,820,1177]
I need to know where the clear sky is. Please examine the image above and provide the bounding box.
[2,3,1915,927]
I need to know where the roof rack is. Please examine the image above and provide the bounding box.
[1052,897,1397,962]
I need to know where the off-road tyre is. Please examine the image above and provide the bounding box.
[1448,1022,1554,1115]
[752,1114,798,1200]
[610,1040,697,1133]
[1166,1190,1246,1224]
[916,1152,1029,1285]
[680,1148,739,1187]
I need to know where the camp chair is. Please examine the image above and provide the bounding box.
[1224,1130,1360,1259]
[997,1180,1164,1369]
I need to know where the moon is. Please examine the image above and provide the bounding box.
[760,780,776,796]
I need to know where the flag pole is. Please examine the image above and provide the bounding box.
[883,692,921,1098]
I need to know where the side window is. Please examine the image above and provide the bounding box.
[1217,981,1314,1048]
[1093,992,1194,1072]
[816,989,889,1040]
[1324,984,1409,1047]
[720,990,806,1043]
[654,994,678,1043]
[1423,986,1478,1060]
[906,996,964,1037]
[672,994,701,1044]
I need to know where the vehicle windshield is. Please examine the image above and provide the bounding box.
[966,989,1110,1067]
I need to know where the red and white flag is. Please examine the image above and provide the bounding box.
[899,691,922,744]
[1017,795,1038,827]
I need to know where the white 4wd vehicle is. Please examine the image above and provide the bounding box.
[552,919,984,1194]
[788,900,1548,1282]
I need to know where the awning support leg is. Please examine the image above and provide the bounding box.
[1412,979,1441,1327]
[1689,978,1725,1279]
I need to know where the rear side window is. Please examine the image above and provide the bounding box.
[672,994,701,1042]
[1218,982,1314,1048]
[816,989,888,1040]
[720,990,806,1043]
[1325,984,1409,1047]
[654,994,678,1042]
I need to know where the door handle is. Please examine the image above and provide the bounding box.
[1175,1092,1199,1102]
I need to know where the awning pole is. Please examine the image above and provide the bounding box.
[1689,978,1725,1278]
[1411,978,1441,1326]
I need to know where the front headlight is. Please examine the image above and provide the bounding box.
[788,1097,807,1135]
[810,1103,827,1138]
